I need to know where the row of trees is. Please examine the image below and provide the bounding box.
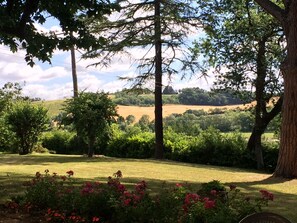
[113,87,246,106]
[1,0,297,177]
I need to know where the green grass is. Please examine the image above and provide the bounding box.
[227,132,277,140]
[34,99,65,118]
[0,153,296,222]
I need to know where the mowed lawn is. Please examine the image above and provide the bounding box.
[0,154,296,222]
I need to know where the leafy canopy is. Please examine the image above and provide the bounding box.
[0,0,119,65]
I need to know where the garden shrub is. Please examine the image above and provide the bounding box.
[262,141,279,172]
[167,128,247,167]
[41,130,73,154]
[12,170,273,223]
[106,132,154,158]
[5,101,49,155]
[0,116,17,152]
[41,130,86,154]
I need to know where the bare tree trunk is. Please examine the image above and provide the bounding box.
[71,46,78,98]
[87,136,96,157]
[154,0,163,159]
[274,2,297,178]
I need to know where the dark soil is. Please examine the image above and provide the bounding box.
[0,204,45,223]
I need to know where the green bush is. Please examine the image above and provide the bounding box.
[41,130,86,154]
[42,130,73,154]
[262,141,279,172]
[106,132,154,158]
[0,116,17,152]
[5,101,49,155]
[167,128,247,167]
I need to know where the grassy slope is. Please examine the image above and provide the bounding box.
[0,154,296,221]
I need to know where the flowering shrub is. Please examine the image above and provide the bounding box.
[12,170,274,223]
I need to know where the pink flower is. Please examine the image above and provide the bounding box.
[184,193,200,205]
[203,198,216,209]
[176,183,183,187]
[260,190,274,201]
[210,190,217,196]
[123,198,132,206]
[204,200,216,209]
[92,216,100,222]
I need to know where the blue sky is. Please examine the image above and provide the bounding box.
[0,17,214,100]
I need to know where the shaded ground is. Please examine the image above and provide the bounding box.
[0,204,45,222]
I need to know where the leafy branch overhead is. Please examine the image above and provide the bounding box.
[83,0,202,87]
[0,0,120,66]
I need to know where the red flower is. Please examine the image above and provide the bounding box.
[210,190,217,196]
[260,190,274,201]
[184,193,200,205]
[92,216,100,222]
[203,198,216,209]
[124,198,132,206]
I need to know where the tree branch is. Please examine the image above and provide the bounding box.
[253,0,285,23]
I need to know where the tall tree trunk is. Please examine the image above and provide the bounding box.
[247,96,283,153]
[70,32,78,98]
[154,0,163,159]
[87,136,96,157]
[71,46,78,98]
[249,39,267,169]
[274,2,297,178]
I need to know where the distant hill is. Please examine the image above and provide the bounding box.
[36,99,252,121]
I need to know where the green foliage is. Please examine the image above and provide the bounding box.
[106,131,155,158]
[165,128,247,167]
[62,91,118,157]
[163,109,254,135]
[178,88,245,105]
[41,130,86,155]
[15,170,273,223]
[0,82,23,113]
[6,101,49,155]
[0,116,17,152]
[135,114,154,132]
[112,88,245,106]
[262,141,280,172]
[0,1,119,65]
[113,92,179,106]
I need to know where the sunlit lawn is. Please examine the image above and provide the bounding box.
[0,153,296,222]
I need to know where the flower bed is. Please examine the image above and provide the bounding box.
[7,170,273,223]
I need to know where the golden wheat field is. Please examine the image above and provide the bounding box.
[39,99,254,121]
[117,103,252,121]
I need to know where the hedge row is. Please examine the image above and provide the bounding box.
[41,128,279,171]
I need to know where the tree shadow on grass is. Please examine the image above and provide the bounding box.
[228,176,297,223]
[0,153,123,165]
[0,171,296,222]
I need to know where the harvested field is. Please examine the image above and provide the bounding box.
[117,103,252,121]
